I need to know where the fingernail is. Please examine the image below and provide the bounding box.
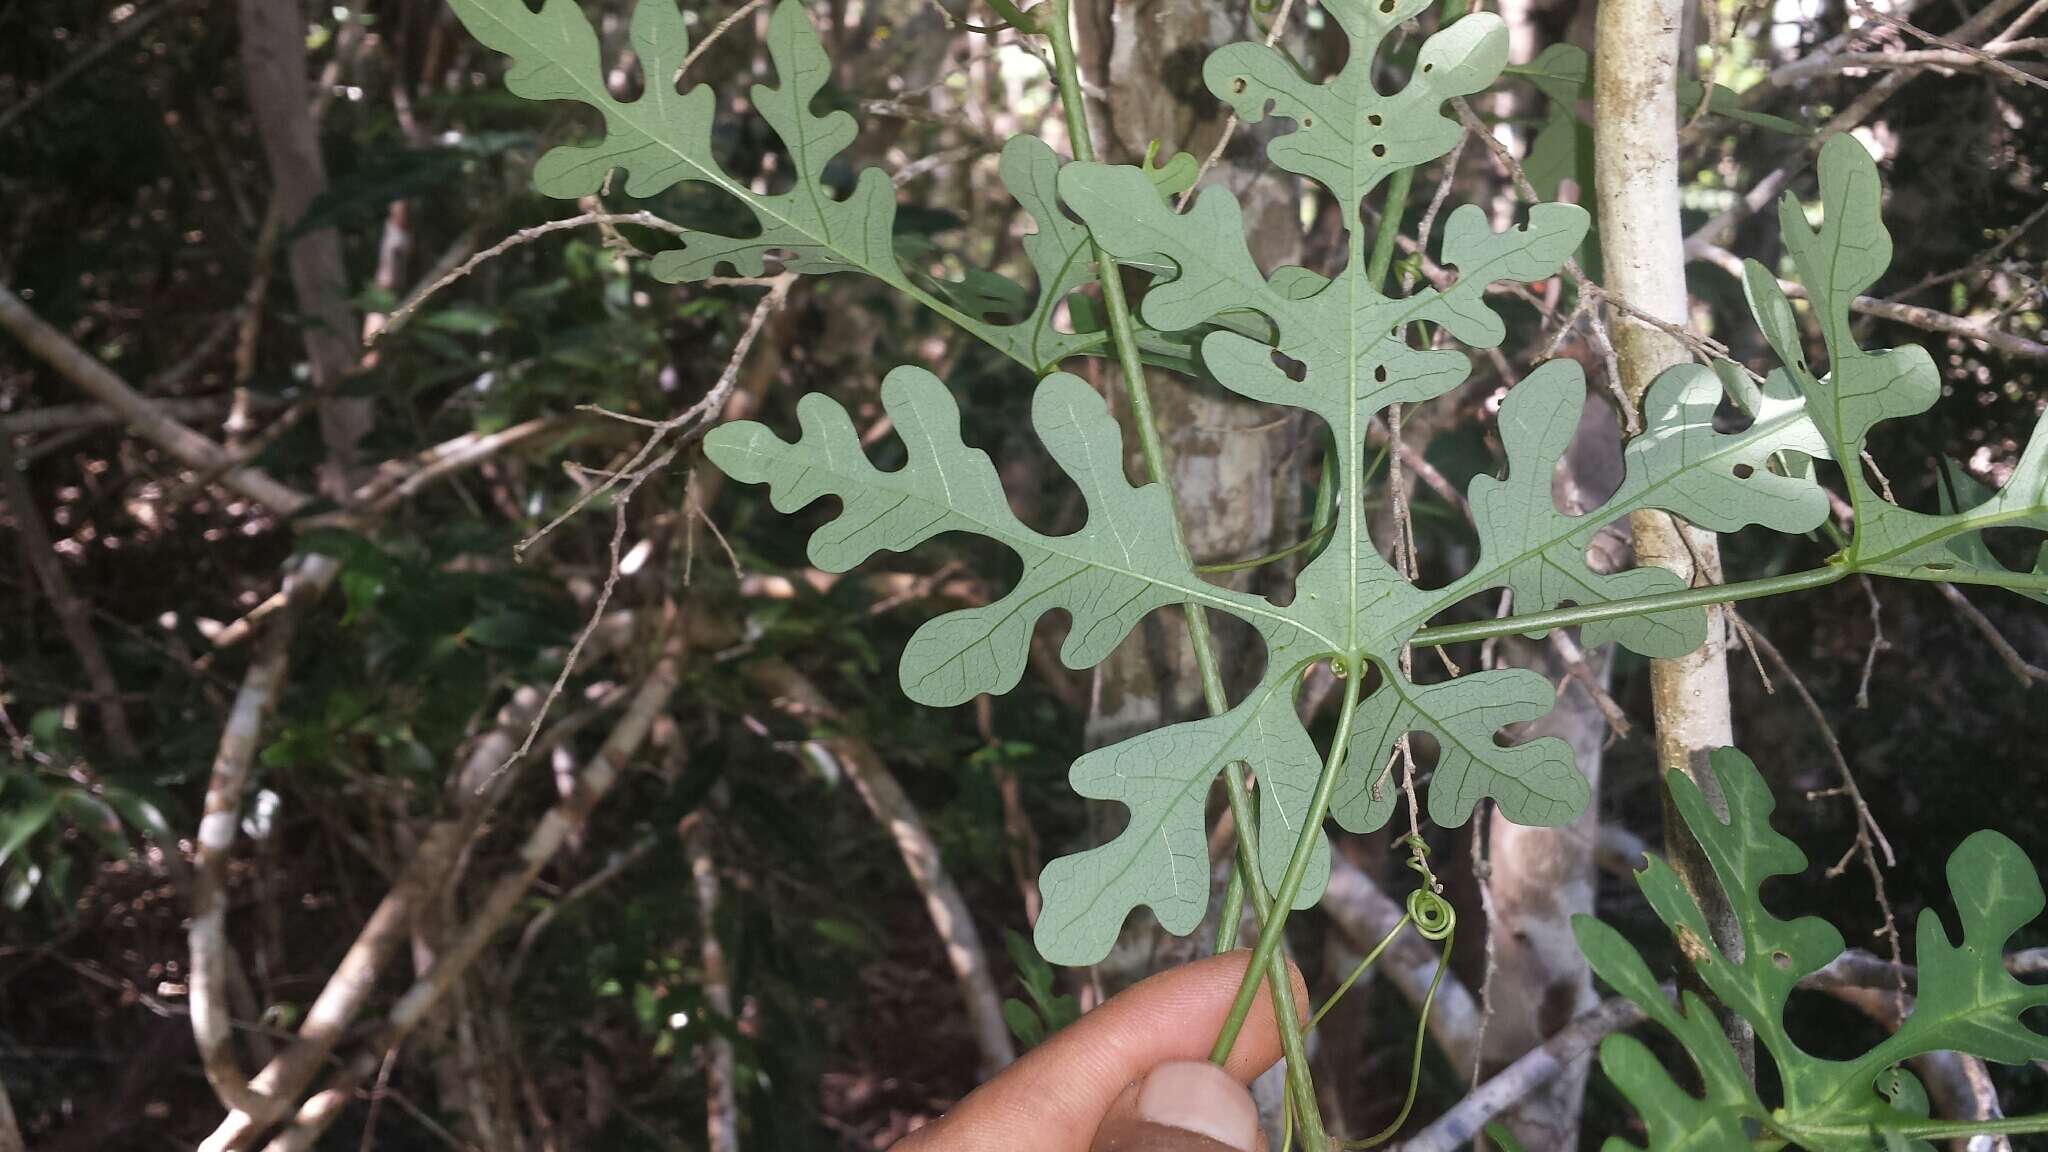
[1135,1061,1258,1151]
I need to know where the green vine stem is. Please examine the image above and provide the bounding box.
[1211,137,1432,1146]
[1411,563,1849,648]
[1366,167,1414,292]
[1340,841,1454,1150]
[1411,551,2048,650]
[1207,666,1363,1058]
[1199,439,1369,575]
[1775,1114,2048,1145]
[1041,0,1324,1137]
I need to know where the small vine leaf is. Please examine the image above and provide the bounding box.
[1421,358,1829,663]
[1335,668,1584,831]
[1033,686,1325,967]
[707,369,1209,708]
[1932,461,2048,605]
[1897,828,2048,1064]
[448,0,895,277]
[447,0,1116,373]
[986,135,1107,370]
[1592,1032,1758,1152]
[1745,135,2047,598]
[1204,0,1502,207]
[904,136,1106,371]
[1582,748,2048,1150]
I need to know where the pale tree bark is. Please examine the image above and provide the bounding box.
[1594,0,1750,1061]
[236,0,372,499]
[684,811,742,1152]
[0,1071,23,1152]
[1480,643,1607,1148]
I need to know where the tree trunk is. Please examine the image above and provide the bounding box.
[1593,0,1751,1066]
[237,0,372,499]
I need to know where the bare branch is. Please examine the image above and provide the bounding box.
[0,432,139,760]
[1177,0,1304,211]
[1855,576,1889,708]
[1937,582,2047,686]
[209,639,683,1152]
[1549,629,1632,735]
[188,554,339,1115]
[1392,994,1649,1152]
[374,211,688,346]
[1732,612,1905,1022]
[0,392,282,436]
[1768,46,2048,84]
[746,658,1018,1077]
[1451,98,1634,431]
[0,284,312,514]
[341,416,570,517]
[1853,1,2048,91]
[1758,0,1941,90]
[1689,0,2034,254]
[678,0,770,79]
[1692,243,2048,360]
[684,814,740,1152]
[505,834,658,986]
[199,686,549,1150]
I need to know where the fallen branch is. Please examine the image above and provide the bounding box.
[684,812,740,1152]
[339,415,571,517]
[188,554,338,1116]
[1392,994,1648,1152]
[197,685,552,1150]
[0,431,139,760]
[0,284,311,514]
[233,633,687,1152]
[505,832,657,986]
[0,392,284,436]
[745,658,1018,1078]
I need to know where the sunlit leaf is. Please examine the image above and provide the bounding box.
[1579,748,2048,1151]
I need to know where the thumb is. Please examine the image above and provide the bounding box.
[1088,1061,1268,1152]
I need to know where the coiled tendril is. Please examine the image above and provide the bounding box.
[1283,835,1456,1152]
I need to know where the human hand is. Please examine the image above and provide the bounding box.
[896,951,1307,1152]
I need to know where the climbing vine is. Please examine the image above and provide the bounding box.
[446,0,2048,1144]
